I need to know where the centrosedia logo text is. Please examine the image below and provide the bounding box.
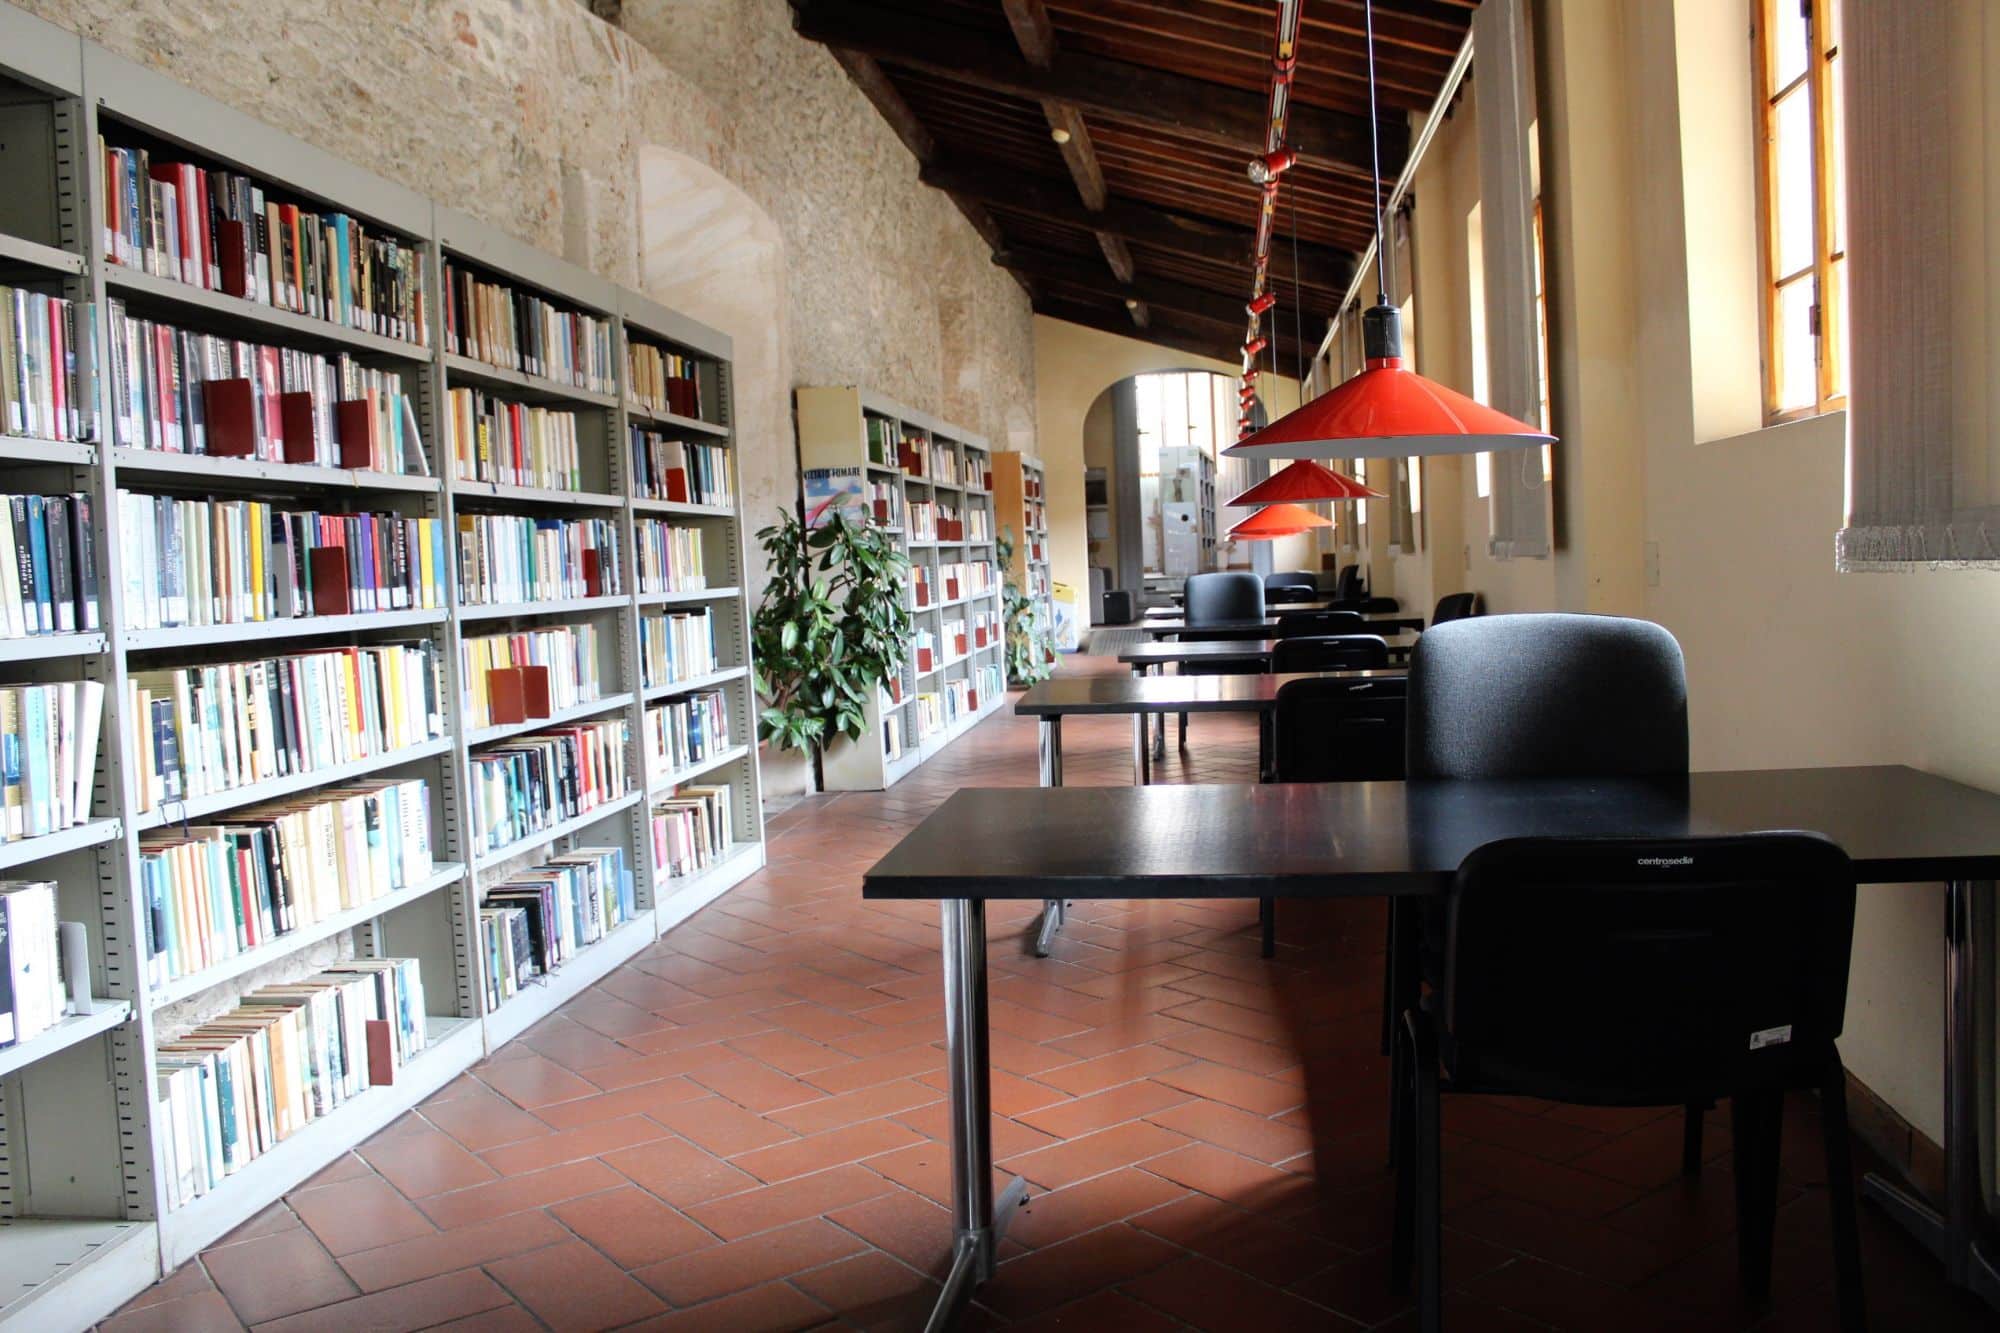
[1636,856,1695,867]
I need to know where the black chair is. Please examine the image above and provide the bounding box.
[1393,834,1864,1333]
[1178,571,1265,747]
[1270,634,1389,673]
[1333,564,1365,603]
[1262,674,1406,955]
[1263,571,1320,604]
[1432,591,1483,624]
[1276,609,1366,639]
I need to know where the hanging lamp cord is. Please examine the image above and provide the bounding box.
[1365,0,1389,301]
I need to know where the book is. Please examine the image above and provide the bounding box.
[625,342,705,420]
[445,388,582,492]
[441,260,611,393]
[633,430,730,506]
[0,881,62,1045]
[644,691,729,781]
[454,513,622,608]
[649,784,732,882]
[634,520,707,593]
[0,287,99,443]
[0,682,104,844]
[480,846,632,1008]
[468,717,629,856]
[460,623,607,730]
[0,491,99,637]
[639,609,719,689]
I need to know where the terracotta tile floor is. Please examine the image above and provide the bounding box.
[101,657,2000,1331]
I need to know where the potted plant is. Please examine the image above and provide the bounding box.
[752,508,911,786]
[997,526,1054,687]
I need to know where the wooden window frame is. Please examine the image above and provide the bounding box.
[1752,0,1847,423]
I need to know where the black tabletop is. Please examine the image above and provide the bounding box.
[1143,614,1423,639]
[862,766,2000,900]
[1014,670,1409,715]
[1118,634,1418,667]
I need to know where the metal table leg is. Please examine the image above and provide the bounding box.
[1152,664,1167,762]
[1862,879,2000,1311]
[1133,712,1150,785]
[928,899,1028,1333]
[1033,718,1066,957]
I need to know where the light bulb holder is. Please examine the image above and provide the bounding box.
[1247,146,1298,186]
[1247,292,1276,316]
[1363,298,1402,362]
[1244,335,1269,357]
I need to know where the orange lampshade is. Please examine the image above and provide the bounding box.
[1227,502,1331,540]
[1226,302,1554,460]
[1227,459,1381,506]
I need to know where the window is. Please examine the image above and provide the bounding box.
[1754,0,1846,419]
[1134,371,1236,576]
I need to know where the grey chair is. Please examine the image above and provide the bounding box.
[1431,591,1483,625]
[1177,572,1265,749]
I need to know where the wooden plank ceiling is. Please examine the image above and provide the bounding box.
[790,0,1477,367]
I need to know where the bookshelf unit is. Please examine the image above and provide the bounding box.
[794,387,1006,791]
[992,451,1057,679]
[0,5,766,1319]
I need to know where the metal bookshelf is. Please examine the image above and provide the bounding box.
[0,4,765,1319]
[993,451,1058,680]
[794,387,1006,791]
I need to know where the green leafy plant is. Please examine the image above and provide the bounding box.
[997,526,1054,687]
[752,509,912,773]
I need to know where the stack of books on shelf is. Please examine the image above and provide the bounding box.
[865,416,905,468]
[117,496,446,628]
[626,344,705,420]
[154,958,431,1209]
[978,662,1004,705]
[913,690,944,739]
[965,508,991,543]
[641,610,718,687]
[943,677,979,724]
[2,491,103,635]
[461,624,606,730]
[935,504,964,542]
[446,389,581,491]
[644,691,727,779]
[481,847,634,1008]
[469,717,629,856]
[907,501,936,542]
[923,439,958,484]
[455,513,622,606]
[100,144,429,343]
[635,521,705,593]
[970,609,996,650]
[909,565,931,609]
[965,450,990,491]
[633,431,729,506]
[0,880,88,1047]
[2,288,99,444]
[107,303,423,472]
[127,642,444,813]
[442,262,612,392]
[866,478,899,527]
[135,777,434,988]
[942,617,967,664]
[936,559,992,601]
[1,681,105,843]
[650,786,731,883]
[912,628,936,674]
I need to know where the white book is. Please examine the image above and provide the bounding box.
[71,681,103,826]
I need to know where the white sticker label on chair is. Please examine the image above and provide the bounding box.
[1748,1025,1793,1050]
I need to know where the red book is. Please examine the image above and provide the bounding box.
[664,468,689,504]
[365,1019,395,1085]
[487,668,527,725]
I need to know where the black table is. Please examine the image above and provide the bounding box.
[865,766,2000,1331]
[1142,611,1426,637]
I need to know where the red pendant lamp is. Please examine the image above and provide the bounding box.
[1227,502,1331,541]
[1227,458,1382,507]
[1226,0,1554,462]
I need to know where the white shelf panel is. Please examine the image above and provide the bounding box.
[452,479,623,511]
[471,787,643,872]
[0,1218,157,1333]
[0,1002,131,1081]
[458,593,630,624]
[144,864,466,1010]
[0,632,108,664]
[624,403,728,438]
[110,447,439,494]
[105,266,431,363]
[443,352,617,409]
[464,693,636,749]
[132,736,455,832]
[0,232,85,276]
[631,497,735,518]
[0,819,121,873]
[640,665,747,702]
[157,1016,482,1269]
[637,586,741,608]
[646,743,752,795]
[0,436,94,467]
[654,840,764,932]
[481,915,655,1049]
[123,606,447,652]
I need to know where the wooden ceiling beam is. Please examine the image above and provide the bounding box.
[995,245,1264,328]
[1037,296,1307,368]
[790,0,1404,172]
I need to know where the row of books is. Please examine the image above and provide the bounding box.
[912,628,936,675]
[2,288,97,443]
[442,262,613,393]
[644,692,728,782]
[864,415,906,468]
[936,560,997,602]
[866,479,900,528]
[480,846,634,1009]
[101,143,428,346]
[470,717,629,856]
[155,959,431,1210]
[1,682,106,845]
[917,675,992,739]
[2,492,101,638]
[128,642,444,813]
[636,521,706,593]
[107,302,423,473]
[915,438,959,485]
[116,495,446,630]
[641,609,719,689]
[446,388,583,493]
[136,778,435,990]
[913,689,946,740]
[937,505,991,543]
[652,785,732,883]
[455,513,622,608]
[461,624,608,731]
[632,431,729,507]
[0,881,86,1047]
[626,344,704,420]
[907,500,936,543]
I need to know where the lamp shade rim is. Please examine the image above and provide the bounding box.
[1225,362,1556,459]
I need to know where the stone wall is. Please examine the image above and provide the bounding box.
[26,0,1038,793]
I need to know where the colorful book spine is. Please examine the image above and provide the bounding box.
[644,691,728,781]
[441,261,612,393]
[640,610,718,688]
[650,784,731,882]
[446,388,582,491]
[625,343,705,420]
[455,513,622,607]
[469,717,629,855]
[635,521,707,593]
[0,682,105,844]
[632,430,730,506]
[460,623,607,730]
[481,846,632,1008]
[0,287,98,444]
[0,492,101,637]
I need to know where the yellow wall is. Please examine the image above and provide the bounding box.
[1032,316,1302,612]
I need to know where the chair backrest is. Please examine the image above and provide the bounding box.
[1264,571,1319,596]
[1443,834,1856,1101]
[1273,676,1407,782]
[1276,609,1366,639]
[1183,571,1265,625]
[1407,613,1688,780]
[1271,634,1389,672]
[1432,592,1483,624]
[1334,564,1364,601]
